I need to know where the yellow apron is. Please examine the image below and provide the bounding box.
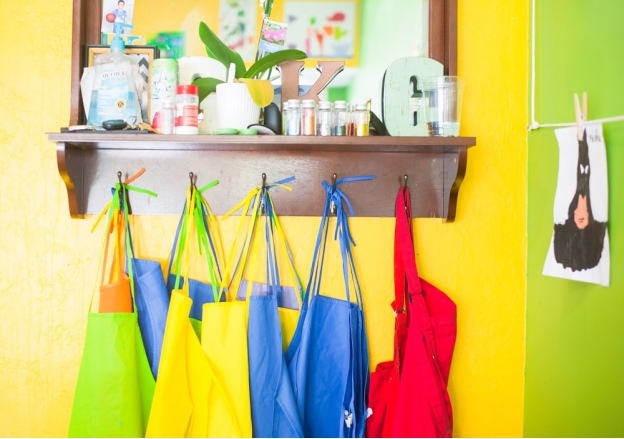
[147,186,237,438]
[199,180,304,436]
[200,186,262,439]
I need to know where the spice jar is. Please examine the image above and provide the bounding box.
[175,85,199,135]
[286,99,301,135]
[316,101,334,136]
[160,99,175,134]
[352,103,370,137]
[301,99,317,136]
[281,101,289,135]
[334,100,349,136]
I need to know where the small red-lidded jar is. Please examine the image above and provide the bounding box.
[175,85,199,135]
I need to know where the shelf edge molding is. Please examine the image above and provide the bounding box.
[51,134,476,221]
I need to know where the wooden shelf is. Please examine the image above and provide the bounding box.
[50,133,476,220]
[49,133,473,152]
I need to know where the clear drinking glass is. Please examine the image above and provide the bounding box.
[421,76,465,137]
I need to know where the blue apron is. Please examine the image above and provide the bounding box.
[286,176,373,438]
[225,177,304,438]
[117,184,168,380]
[127,233,169,380]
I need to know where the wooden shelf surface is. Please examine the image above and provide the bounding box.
[49,133,475,153]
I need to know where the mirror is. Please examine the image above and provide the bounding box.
[101,0,429,113]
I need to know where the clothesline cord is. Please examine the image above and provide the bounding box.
[529,115,624,131]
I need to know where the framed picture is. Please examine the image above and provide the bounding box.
[281,0,360,68]
[85,45,160,122]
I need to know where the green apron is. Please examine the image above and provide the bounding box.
[68,180,156,437]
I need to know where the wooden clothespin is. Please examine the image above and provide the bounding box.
[574,92,588,141]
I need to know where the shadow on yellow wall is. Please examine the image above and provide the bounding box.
[0,0,528,436]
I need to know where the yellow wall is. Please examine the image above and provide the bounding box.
[132,0,228,58]
[0,0,528,437]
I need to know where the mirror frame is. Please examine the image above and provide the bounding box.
[68,0,457,125]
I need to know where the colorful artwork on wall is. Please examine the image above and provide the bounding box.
[284,0,359,66]
[219,0,258,62]
[147,31,186,59]
[543,124,610,286]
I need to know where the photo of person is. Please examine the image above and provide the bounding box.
[543,123,610,286]
[101,0,135,35]
[112,1,127,25]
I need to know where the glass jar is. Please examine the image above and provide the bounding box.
[285,99,301,135]
[175,85,199,135]
[160,99,175,134]
[316,101,334,136]
[352,103,370,137]
[281,101,289,135]
[301,99,317,136]
[346,103,356,136]
[334,100,349,136]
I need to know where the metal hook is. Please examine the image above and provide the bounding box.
[403,174,409,212]
[330,173,338,215]
[117,171,123,189]
[189,172,195,194]
[260,173,267,214]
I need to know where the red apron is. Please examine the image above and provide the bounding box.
[367,186,457,438]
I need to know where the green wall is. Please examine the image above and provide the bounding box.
[524,1,624,436]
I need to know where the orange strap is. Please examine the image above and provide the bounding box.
[100,201,126,287]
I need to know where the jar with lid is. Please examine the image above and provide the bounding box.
[175,85,199,135]
[285,99,301,135]
[334,100,349,136]
[160,99,175,134]
[316,101,334,136]
[352,103,370,136]
[301,99,317,135]
[281,101,289,135]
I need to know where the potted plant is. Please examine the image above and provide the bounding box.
[193,21,307,108]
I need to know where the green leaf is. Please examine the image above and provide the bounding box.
[192,77,224,103]
[243,50,308,79]
[238,78,275,107]
[199,21,247,77]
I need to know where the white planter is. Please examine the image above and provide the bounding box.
[216,83,261,130]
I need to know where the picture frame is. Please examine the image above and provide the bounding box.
[85,44,160,123]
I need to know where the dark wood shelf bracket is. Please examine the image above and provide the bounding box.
[50,134,475,221]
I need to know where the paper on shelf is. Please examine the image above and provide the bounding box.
[80,67,95,119]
